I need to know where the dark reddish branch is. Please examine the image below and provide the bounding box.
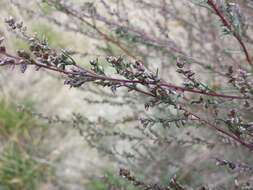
[41,3,249,100]
[186,109,253,151]
[0,51,249,100]
[207,0,253,67]
[159,83,249,100]
[1,51,252,150]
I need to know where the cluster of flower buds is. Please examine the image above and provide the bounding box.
[5,17,25,31]
[226,66,253,97]
[215,158,253,173]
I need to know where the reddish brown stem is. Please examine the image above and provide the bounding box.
[0,52,249,100]
[207,0,253,67]
[187,109,253,151]
[1,51,252,151]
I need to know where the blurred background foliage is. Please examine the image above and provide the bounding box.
[0,0,253,190]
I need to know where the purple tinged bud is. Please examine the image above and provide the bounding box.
[20,64,27,73]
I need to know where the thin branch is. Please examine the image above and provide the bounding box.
[207,0,253,67]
